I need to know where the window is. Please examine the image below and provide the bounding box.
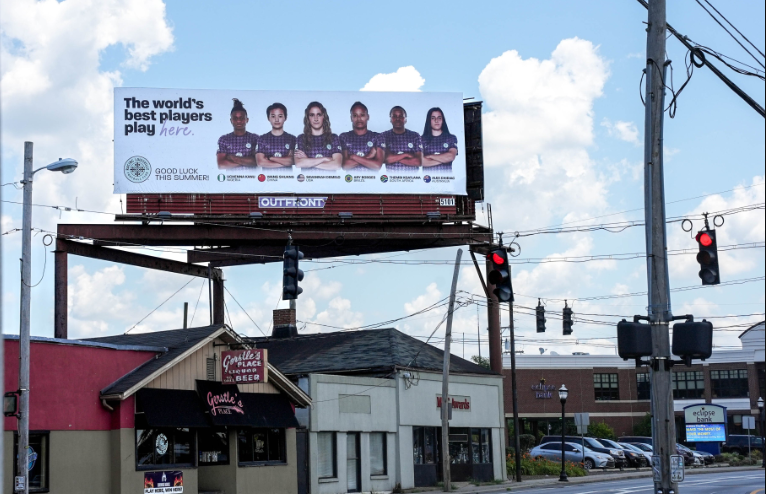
[317,432,337,478]
[369,432,387,476]
[594,373,619,401]
[206,358,216,381]
[541,443,558,450]
[238,428,286,465]
[471,428,492,464]
[136,428,194,469]
[198,428,229,465]
[711,369,749,398]
[413,427,438,465]
[636,373,650,400]
[672,371,705,399]
[14,432,49,492]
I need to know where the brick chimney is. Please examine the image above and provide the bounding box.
[272,309,297,338]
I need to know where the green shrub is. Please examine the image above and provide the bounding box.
[633,413,652,436]
[587,421,617,440]
[520,434,536,452]
[506,452,588,478]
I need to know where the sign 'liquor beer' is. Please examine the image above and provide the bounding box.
[221,349,268,384]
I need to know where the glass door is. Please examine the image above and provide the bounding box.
[346,433,360,492]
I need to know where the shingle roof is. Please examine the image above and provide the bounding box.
[251,328,498,377]
[85,325,227,397]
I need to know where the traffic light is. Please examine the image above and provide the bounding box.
[696,229,720,285]
[563,302,573,335]
[616,319,653,360]
[282,245,304,300]
[488,248,514,302]
[672,319,713,364]
[536,299,546,333]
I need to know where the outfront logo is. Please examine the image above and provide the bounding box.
[217,174,226,182]
[124,156,151,183]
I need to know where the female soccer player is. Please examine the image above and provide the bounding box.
[256,102,296,169]
[421,107,458,172]
[294,102,342,172]
[216,98,258,169]
[340,101,384,171]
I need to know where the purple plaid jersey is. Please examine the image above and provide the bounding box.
[257,131,296,159]
[422,132,458,173]
[295,134,342,173]
[380,129,423,173]
[216,131,258,158]
[339,130,381,171]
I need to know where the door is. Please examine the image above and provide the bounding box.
[346,433,361,493]
[296,429,309,494]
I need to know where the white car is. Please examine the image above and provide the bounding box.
[529,442,615,470]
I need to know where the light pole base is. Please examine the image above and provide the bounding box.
[559,473,568,482]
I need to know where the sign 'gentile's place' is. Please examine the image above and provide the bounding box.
[221,349,268,384]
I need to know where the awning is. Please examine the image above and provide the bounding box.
[137,388,210,428]
[196,380,299,428]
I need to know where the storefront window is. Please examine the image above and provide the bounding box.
[317,432,337,478]
[136,428,194,469]
[711,369,749,398]
[370,432,387,476]
[14,432,49,492]
[636,373,650,400]
[672,371,705,399]
[237,428,286,465]
[594,373,619,401]
[198,428,229,465]
[470,428,492,464]
[449,429,470,464]
[413,427,424,464]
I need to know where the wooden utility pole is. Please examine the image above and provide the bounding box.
[441,248,463,492]
[643,1,677,493]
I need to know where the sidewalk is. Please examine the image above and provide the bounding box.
[402,465,764,493]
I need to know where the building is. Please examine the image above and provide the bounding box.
[254,327,506,492]
[3,325,311,494]
[502,321,765,441]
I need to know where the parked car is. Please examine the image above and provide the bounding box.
[597,439,647,468]
[675,444,701,466]
[540,436,627,469]
[619,436,653,446]
[721,435,765,455]
[619,442,653,464]
[630,442,654,454]
[693,449,715,465]
[677,443,705,467]
[529,442,615,470]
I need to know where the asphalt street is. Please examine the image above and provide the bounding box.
[478,470,765,494]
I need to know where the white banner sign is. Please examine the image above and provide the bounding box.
[114,88,466,195]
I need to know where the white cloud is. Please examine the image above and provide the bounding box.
[602,118,640,144]
[68,264,134,337]
[313,297,363,330]
[1,0,174,230]
[361,66,425,92]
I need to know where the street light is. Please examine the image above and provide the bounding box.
[16,142,78,494]
[559,384,569,482]
[758,397,764,468]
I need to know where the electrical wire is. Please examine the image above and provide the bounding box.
[694,0,765,69]
[189,278,206,327]
[125,277,195,334]
[223,286,265,336]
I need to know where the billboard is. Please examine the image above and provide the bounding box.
[114,88,465,195]
[685,423,726,442]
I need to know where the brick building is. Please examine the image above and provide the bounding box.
[502,322,765,442]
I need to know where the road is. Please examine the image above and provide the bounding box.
[481,470,765,494]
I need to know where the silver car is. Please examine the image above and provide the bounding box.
[529,442,615,470]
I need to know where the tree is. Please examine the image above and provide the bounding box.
[633,413,652,436]
[471,355,490,369]
[587,421,617,440]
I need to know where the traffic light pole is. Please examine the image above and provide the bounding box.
[643,1,678,492]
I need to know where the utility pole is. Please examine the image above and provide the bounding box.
[508,295,522,482]
[643,2,677,493]
[441,248,462,492]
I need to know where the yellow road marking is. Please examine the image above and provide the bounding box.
[749,488,764,494]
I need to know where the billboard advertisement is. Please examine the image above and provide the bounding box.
[114,88,465,195]
[685,423,726,442]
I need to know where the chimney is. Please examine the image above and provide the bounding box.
[272,309,297,338]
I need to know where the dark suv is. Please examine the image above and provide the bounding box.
[540,436,627,469]
[618,436,652,446]
[721,435,764,455]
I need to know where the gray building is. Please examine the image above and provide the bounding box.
[255,328,506,493]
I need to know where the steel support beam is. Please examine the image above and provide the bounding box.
[54,238,68,339]
[213,276,225,325]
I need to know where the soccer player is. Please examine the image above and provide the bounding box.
[294,101,342,172]
[379,106,422,173]
[256,103,296,169]
[340,102,384,171]
[421,107,458,172]
[216,98,258,169]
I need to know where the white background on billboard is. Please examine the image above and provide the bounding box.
[114,88,465,195]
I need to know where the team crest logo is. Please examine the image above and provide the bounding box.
[408,142,413,148]
[381,142,386,148]
[443,142,449,148]
[345,174,353,183]
[380,175,388,183]
[285,143,291,149]
[326,144,332,149]
[367,141,373,147]
[124,156,151,183]
[258,174,266,182]
[423,175,432,183]
[246,143,252,149]
[297,174,305,182]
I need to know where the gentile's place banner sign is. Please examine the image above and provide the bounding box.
[114,88,466,195]
[221,349,268,384]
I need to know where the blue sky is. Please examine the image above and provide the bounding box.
[2,0,764,358]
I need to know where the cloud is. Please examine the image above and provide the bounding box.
[68,264,134,337]
[1,0,174,230]
[361,66,425,92]
[602,118,640,144]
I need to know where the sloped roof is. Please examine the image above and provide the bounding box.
[85,325,232,397]
[738,320,765,339]
[251,328,498,377]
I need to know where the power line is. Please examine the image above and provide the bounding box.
[694,0,765,69]
[223,286,265,336]
[125,277,195,334]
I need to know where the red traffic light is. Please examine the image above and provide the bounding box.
[491,252,506,265]
[696,232,713,247]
